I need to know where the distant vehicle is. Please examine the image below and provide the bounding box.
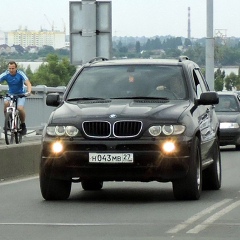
[39,56,221,201]
[215,91,240,150]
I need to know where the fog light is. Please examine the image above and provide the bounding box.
[162,141,175,153]
[52,141,63,153]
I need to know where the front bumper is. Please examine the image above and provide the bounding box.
[219,128,240,146]
[40,137,192,182]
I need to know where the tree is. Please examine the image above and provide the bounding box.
[224,72,238,91]
[38,45,55,58]
[135,41,141,53]
[0,57,8,73]
[31,54,76,87]
[214,68,225,91]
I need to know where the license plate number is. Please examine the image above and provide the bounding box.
[89,153,133,163]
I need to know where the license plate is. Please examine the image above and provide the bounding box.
[89,153,133,163]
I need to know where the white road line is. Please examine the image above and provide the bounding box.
[0,222,152,226]
[0,176,38,186]
[187,200,240,234]
[167,199,232,234]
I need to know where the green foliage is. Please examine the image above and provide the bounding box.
[224,72,239,91]
[30,54,76,87]
[214,68,225,91]
[135,41,141,53]
[0,57,8,73]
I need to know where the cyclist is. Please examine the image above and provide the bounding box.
[0,61,32,135]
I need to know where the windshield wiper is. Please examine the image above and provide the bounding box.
[67,97,106,101]
[110,96,170,100]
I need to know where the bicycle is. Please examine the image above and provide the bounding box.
[0,93,27,145]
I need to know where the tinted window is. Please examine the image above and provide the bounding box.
[67,65,188,100]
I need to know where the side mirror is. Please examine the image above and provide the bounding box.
[46,93,61,107]
[196,92,219,105]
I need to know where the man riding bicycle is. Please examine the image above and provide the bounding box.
[0,61,32,135]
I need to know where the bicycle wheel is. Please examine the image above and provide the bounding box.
[4,112,14,145]
[15,114,22,144]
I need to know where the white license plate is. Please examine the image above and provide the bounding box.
[89,153,133,163]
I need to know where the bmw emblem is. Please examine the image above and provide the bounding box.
[109,114,117,119]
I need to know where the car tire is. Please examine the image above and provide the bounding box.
[202,138,222,190]
[40,170,72,200]
[172,137,202,200]
[235,145,240,151]
[81,180,103,191]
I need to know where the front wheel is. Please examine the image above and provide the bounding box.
[235,145,240,151]
[15,114,22,144]
[40,170,72,200]
[202,138,221,190]
[4,112,14,145]
[172,137,202,200]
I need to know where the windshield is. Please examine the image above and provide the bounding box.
[215,95,240,112]
[66,65,187,100]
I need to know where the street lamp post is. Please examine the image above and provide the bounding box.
[206,0,214,91]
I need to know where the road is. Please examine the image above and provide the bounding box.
[0,146,240,240]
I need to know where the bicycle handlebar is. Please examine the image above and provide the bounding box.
[0,93,29,99]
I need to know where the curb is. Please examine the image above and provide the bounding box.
[0,141,41,181]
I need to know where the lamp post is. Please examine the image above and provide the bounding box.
[206,0,214,91]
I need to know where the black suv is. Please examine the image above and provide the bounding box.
[40,57,221,200]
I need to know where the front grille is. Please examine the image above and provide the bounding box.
[82,121,142,138]
[83,121,111,137]
[114,121,142,137]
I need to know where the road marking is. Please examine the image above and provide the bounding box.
[187,200,240,234]
[0,176,38,186]
[167,199,232,234]
[0,222,153,226]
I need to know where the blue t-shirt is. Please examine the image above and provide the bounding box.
[0,70,28,94]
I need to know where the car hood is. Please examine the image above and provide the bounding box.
[216,112,240,122]
[50,99,190,123]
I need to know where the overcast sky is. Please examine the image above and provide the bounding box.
[0,0,239,38]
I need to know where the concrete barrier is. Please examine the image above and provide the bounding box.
[0,141,41,180]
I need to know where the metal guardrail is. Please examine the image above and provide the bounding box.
[0,85,66,139]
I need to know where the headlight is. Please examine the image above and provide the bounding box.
[148,125,185,136]
[220,122,239,129]
[55,126,66,136]
[46,126,79,136]
[66,126,79,136]
[149,126,161,136]
[162,125,174,135]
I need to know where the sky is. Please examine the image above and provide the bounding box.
[0,0,240,38]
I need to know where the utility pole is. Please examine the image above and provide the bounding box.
[206,0,214,91]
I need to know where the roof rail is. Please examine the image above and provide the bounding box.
[88,57,109,63]
[178,56,190,62]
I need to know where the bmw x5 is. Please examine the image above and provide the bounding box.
[40,57,221,200]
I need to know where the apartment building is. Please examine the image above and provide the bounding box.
[7,28,66,49]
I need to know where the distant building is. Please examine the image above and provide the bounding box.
[0,31,6,45]
[7,28,66,49]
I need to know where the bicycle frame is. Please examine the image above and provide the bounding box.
[2,94,25,144]
[6,96,18,132]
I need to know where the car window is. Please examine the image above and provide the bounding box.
[66,65,188,100]
[193,69,208,98]
[215,95,239,112]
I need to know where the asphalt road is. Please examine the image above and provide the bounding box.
[0,146,240,240]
